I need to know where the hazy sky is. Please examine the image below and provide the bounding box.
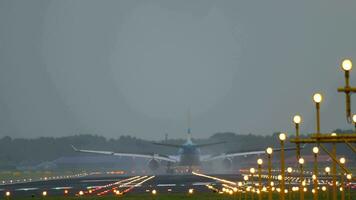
[0,0,356,139]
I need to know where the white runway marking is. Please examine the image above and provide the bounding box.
[52,187,73,190]
[81,179,120,183]
[16,188,38,191]
[157,184,176,187]
[193,182,213,186]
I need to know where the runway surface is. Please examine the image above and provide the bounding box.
[0,173,242,198]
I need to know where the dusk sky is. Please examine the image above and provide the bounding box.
[0,0,355,139]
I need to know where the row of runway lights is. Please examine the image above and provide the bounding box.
[2,175,198,198]
[0,173,88,185]
[193,171,352,198]
[0,171,126,186]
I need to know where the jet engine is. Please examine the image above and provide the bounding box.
[148,159,159,171]
[222,158,232,169]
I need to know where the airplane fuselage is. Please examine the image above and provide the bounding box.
[177,140,201,166]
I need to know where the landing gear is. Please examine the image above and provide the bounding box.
[166,162,174,174]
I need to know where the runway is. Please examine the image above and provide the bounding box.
[0,173,242,198]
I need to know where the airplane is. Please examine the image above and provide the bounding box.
[72,126,298,172]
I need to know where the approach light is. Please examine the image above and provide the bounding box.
[313,147,319,154]
[325,167,330,173]
[79,191,84,196]
[322,186,327,191]
[299,158,305,165]
[257,158,263,165]
[266,147,273,155]
[312,174,316,180]
[346,174,352,180]
[279,133,286,141]
[340,157,346,164]
[5,191,10,197]
[152,189,157,195]
[42,191,47,197]
[313,93,323,103]
[244,175,249,181]
[278,175,282,181]
[293,115,302,124]
[250,168,256,174]
[188,188,194,194]
[287,167,293,173]
[353,114,356,123]
[342,59,352,71]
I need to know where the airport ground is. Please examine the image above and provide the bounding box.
[1,173,355,200]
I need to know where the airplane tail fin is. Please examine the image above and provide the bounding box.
[71,145,78,152]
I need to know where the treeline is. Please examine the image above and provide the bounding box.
[0,130,354,168]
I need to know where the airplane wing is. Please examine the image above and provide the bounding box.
[71,145,178,163]
[195,141,226,148]
[201,146,299,162]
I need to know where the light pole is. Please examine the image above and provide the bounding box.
[238,181,243,200]
[266,147,273,200]
[287,167,292,200]
[299,157,305,200]
[279,132,287,200]
[257,159,263,200]
[331,133,337,200]
[340,59,353,122]
[353,114,356,131]
[244,175,249,200]
[346,174,352,200]
[325,166,331,200]
[293,115,302,160]
[312,146,319,200]
[250,167,256,200]
[313,93,323,136]
[339,157,346,200]
[322,186,327,199]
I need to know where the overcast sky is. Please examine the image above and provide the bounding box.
[0,0,356,140]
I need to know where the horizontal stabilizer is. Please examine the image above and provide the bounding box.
[152,143,182,148]
[195,141,226,148]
